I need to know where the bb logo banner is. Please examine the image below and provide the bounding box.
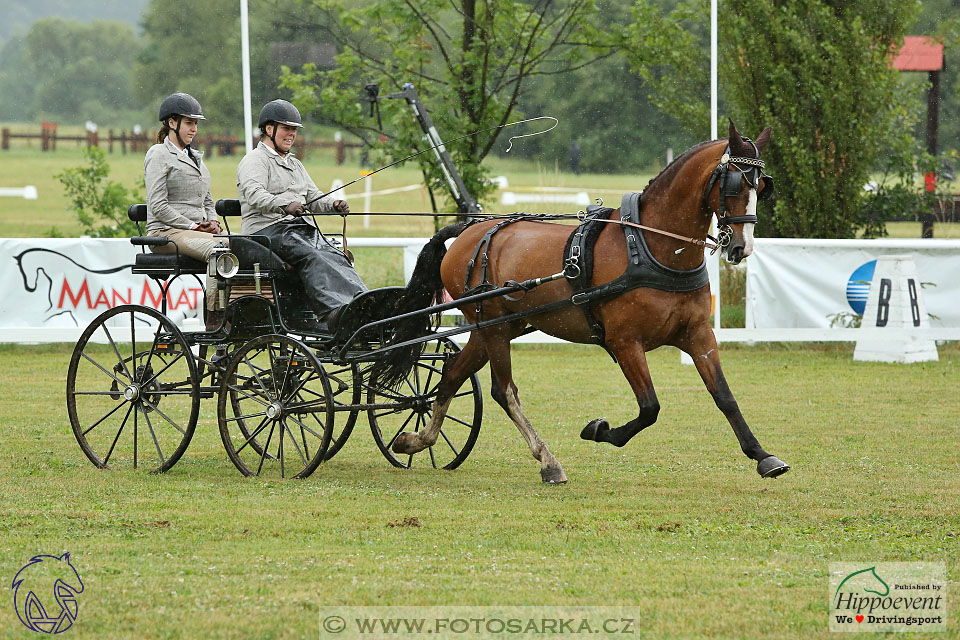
[11,552,84,634]
[830,562,946,633]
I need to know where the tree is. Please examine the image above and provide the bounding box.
[0,18,142,122]
[280,0,613,212]
[134,0,343,132]
[620,0,921,238]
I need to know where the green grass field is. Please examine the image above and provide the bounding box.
[1,143,958,638]
[0,342,957,638]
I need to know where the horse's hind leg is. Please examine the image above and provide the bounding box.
[485,327,567,484]
[392,334,488,455]
[682,330,790,478]
[580,340,661,447]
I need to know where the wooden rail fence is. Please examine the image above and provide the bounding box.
[0,125,362,163]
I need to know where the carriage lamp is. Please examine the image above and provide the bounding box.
[208,247,240,279]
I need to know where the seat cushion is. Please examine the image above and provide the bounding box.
[134,252,207,272]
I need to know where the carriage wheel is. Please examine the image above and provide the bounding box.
[217,335,333,478]
[368,337,482,470]
[320,362,362,460]
[66,305,200,473]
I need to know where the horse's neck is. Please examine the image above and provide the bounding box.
[636,179,713,270]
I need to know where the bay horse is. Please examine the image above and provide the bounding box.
[383,121,790,483]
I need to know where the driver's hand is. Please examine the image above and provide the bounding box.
[196,220,221,234]
[283,202,307,216]
[332,199,350,213]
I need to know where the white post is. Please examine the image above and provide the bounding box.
[362,172,373,228]
[710,0,721,335]
[710,0,718,142]
[666,147,673,165]
[240,0,253,155]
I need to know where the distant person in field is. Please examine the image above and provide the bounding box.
[144,92,226,330]
[570,140,581,175]
[236,99,367,325]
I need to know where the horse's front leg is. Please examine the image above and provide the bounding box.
[681,330,790,478]
[580,340,661,447]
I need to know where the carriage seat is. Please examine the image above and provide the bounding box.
[127,202,287,278]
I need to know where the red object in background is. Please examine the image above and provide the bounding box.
[924,172,937,192]
[892,37,944,72]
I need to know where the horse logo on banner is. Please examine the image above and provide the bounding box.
[11,552,85,634]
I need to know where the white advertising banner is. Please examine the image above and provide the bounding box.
[1,238,204,334]
[746,238,960,329]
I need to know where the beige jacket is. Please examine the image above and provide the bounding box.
[144,137,217,234]
[236,141,338,235]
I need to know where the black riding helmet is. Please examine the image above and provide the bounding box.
[258,99,303,154]
[159,92,205,151]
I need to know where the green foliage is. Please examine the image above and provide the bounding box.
[0,17,143,122]
[55,146,143,238]
[134,0,342,132]
[621,0,921,239]
[281,0,611,212]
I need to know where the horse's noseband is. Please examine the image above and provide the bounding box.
[703,142,775,228]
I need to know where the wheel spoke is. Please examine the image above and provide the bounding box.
[235,414,271,455]
[256,421,277,476]
[227,384,271,408]
[280,420,308,467]
[140,405,166,465]
[438,428,460,456]
[102,324,132,381]
[81,351,126,386]
[385,411,417,449]
[242,355,273,399]
[139,397,187,436]
[133,399,138,470]
[138,351,185,388]
[266,344,280,398]
[103,402,134,466]
[445,414,474,429]
[224,410,268,423]
[138,325,163,388]
[81,399,129,436]
[284,408,326,440]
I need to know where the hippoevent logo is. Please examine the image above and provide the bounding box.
[845,260,876,314]
[830,562,946,632]
[11,552,84,634]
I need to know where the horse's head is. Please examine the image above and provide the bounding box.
[703,121,774,264]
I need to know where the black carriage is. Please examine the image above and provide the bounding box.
[65,200,482,479]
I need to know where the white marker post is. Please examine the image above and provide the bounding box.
[853,255,938,363]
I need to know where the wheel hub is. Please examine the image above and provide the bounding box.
[124,385,141,401]
[266,402,283,419]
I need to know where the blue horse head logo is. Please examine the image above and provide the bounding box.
[11,552,84,634]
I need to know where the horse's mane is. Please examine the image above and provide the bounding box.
[642,139,723,193]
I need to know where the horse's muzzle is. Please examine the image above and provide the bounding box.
[727,244,745,264]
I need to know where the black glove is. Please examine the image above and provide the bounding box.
[283,202,307,216]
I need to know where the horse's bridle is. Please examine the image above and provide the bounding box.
[702,140,775,228]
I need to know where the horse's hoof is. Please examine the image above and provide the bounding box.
[392,432,420,455]
[580,418,609,442]
[757,455,790,478]
[540,467,568,484]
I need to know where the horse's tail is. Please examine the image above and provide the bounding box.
[370,222,467,390]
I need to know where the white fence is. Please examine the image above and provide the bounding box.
[1,236,958,344]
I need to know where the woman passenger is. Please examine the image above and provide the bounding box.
[143,92,225,329]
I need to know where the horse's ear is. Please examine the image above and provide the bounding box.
[59,552,70,562]
[755,127,772,153]
[728,119,742,145]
